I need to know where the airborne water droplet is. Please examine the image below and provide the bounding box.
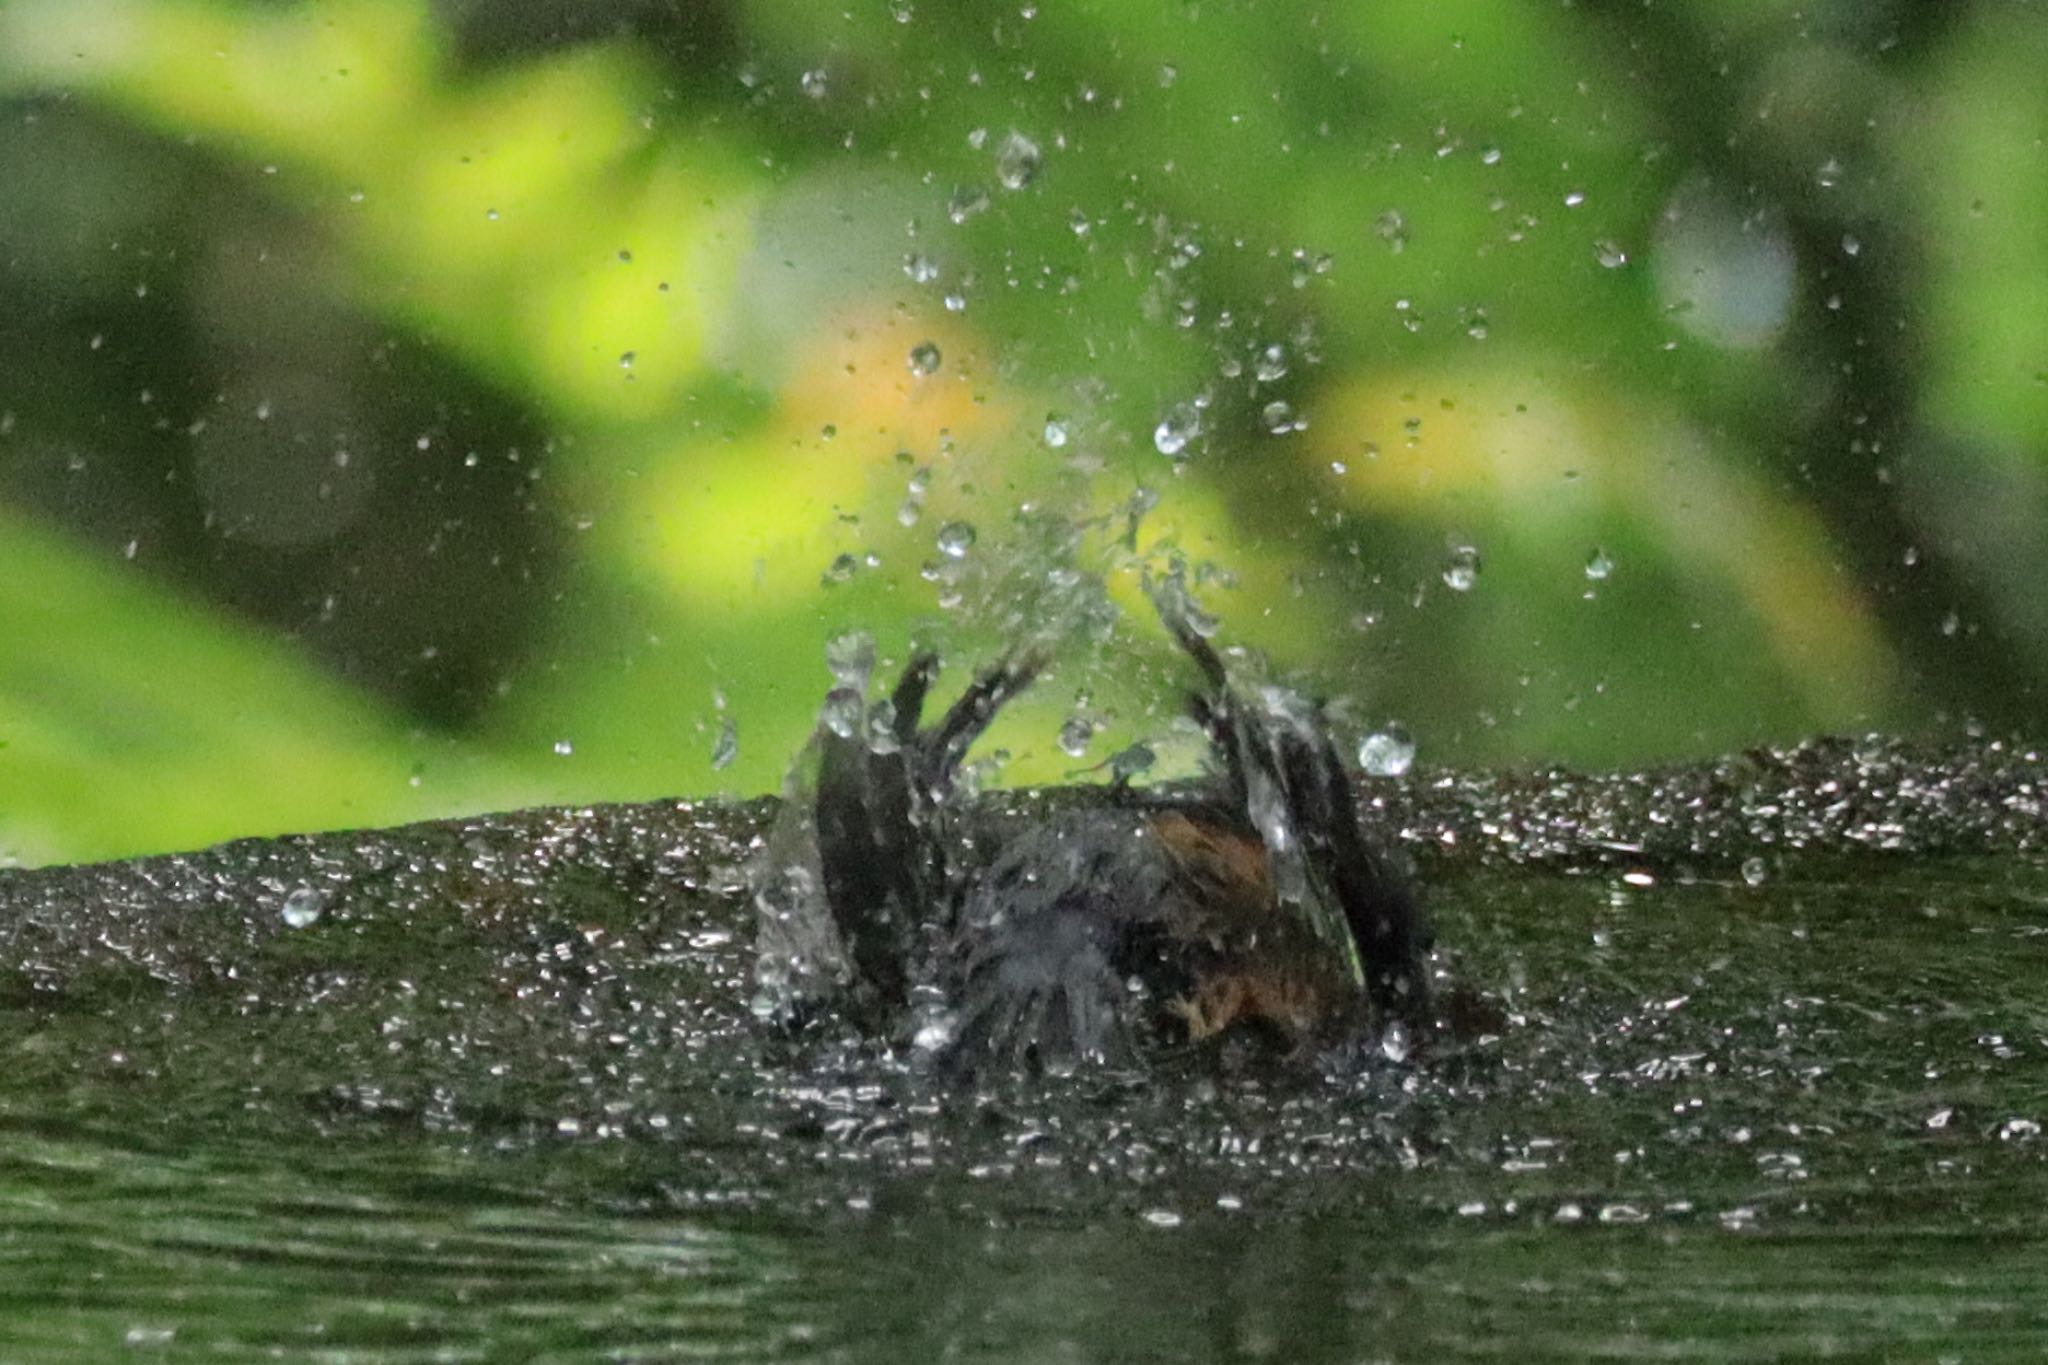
[824,631,875,688]
[1110,743,1156,782]
[1254,343,1289,382]
[1358,724,1416,777]
[994,131,1042,189]
[947,185,990,224]
[1262,400,1303,435]
[1373,210,1408,253]
[1442,544,1481,592]
[821,687,863,739]
[711,716,739,770]
[936,521,977,558]
[1379,1019,1412,1062]
[1153,401,1202,459]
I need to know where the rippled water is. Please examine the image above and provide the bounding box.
[2,741,2043,1359]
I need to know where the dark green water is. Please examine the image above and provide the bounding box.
[3,743,2044,1360]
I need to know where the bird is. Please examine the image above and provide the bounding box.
[752,585,1433,1075]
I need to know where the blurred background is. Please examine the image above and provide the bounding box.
[0,0,2042,866]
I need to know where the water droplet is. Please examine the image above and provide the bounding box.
[1153,402,1202,459]
[1288,248,1333,288]
[1261,400,1303,435]
[1254,342,1289,382]
[711,716,739,770]
[911,1006,959,1053]
[1442,544,1481,592]
[821,552,859,585]
[1585,548,1614,580]
[1379,1018,1412,1062]
[825,631,875,688]
[1740,855,1767,887]
[281,887,325,929]
[1110,743,1156,782]
[908,341,942,376]
[1057,716,1094,758]
[1042,415,1069,448]
[896,498,922,527]
[936,521,977,558]
[800,68,828,99]
[994,130,1042,189]
[821,687,863,739]
[552,739,574,756]
[1479,144,1502,166]
[947,185,990,224]
[1140,1208,1182,1229]
[1157,63,1178,87]
[1593,239,1628,269]
[1358,724,1416,777]
[903,252,940,283]
[865,702,903,755]
[1815,156,1843,190]
[1563,189,1586,208]
[1841,233,1861,257]
[1373,209,1408,253]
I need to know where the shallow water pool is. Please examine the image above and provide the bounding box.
[3,741,2043,1360]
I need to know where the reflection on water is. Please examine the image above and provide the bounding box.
[0,745,2044,1359]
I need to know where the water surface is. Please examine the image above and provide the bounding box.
[3,740,2043,1359]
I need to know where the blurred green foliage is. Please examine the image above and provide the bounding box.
[0,0,2042,865]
